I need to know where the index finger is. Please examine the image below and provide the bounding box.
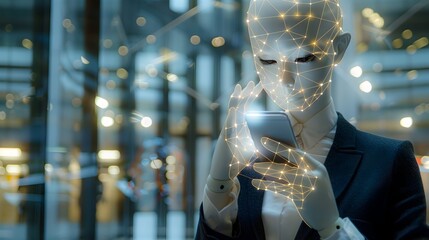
[261,137,296,162]
[228,84,242,108]
[261,137,322,170]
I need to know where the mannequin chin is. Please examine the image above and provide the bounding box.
[247,0,350,122]
[290,88,333,123]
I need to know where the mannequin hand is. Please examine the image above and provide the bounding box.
[251,137,340,233]
[208,81,263,191]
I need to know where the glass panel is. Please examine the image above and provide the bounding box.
[1,0,38,239]
[1,0,428,239]
[350,0,429,154]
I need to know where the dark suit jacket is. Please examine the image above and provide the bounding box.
[196,113,429,239]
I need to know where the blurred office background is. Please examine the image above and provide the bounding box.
[0,0,428,239]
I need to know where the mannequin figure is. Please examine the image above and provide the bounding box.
[197,0,429,239]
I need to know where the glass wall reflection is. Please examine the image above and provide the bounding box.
[0,0,428,239]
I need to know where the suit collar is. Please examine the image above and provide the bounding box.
[287,100,337,150]
[330,112,358,150]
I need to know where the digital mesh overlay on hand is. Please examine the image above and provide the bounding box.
[224,0,344,207]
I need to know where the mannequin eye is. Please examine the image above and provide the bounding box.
[294,54,316,63]
[258,58,277,65]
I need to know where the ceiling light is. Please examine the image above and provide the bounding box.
[166,73,178,82]
[414,37,428,49]
[98,150,121,162]
[136,17,146,26]
[95,96,109,109]
[407,70,418,80]
[400,117,413,128]
[361,8,374,18]
[359,81,372,93]
[0,148,22,158]
[108,165,120,175]
[141,117,153,128]
[402,29,413,40]
[190,35,201,45]
[6,164,22,175]
[150,159,163,169]
[406,45,417,54]
[392,38,403,49]
[101,116,114,127]
[212,37,225,47]
[350,66,363,78]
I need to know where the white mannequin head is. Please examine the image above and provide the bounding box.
[247,0,350,117]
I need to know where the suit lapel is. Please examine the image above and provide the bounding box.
[295,113,363,239]
[325,113,363,199]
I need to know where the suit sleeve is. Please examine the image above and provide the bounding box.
[196,203,242,240]
[391,141,429,239]
[196,178,241,239]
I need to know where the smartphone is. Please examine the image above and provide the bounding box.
[245,111,298,163]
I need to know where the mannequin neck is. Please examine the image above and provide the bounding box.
[289,88,334,123]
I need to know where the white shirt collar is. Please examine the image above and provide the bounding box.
[287,100,338,150]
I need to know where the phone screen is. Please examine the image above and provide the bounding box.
[245,111,297,163]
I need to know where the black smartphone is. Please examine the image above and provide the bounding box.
[245,111,298,163]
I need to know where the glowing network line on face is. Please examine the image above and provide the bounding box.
[247,0,343,111]
[223,0,345,206]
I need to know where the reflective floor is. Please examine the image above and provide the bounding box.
[0,212,200,240]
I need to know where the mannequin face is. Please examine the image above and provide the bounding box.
[247,0,343,111]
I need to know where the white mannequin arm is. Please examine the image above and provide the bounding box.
[206,82,262,191]
[206,130,235,193]
[203,82,262,236]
